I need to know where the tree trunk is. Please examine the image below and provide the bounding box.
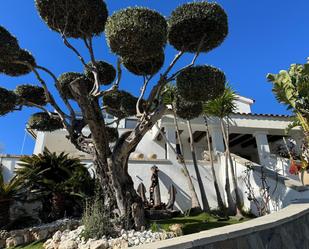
[220,120,242,214]
[203,117,226,214]
[187,120,210,212]
[171,107,201,210]
[70,79,145,229]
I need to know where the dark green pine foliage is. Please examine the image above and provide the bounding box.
[0,87,17,116]
[15,85,47,106]
[35,0,108,38]
[168,2,228,53]
[176,65,226,102]
[27,112,63,132]
[84,61,116,85]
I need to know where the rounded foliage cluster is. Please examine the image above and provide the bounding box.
[0,49,36,77]
[15,84,47,106]
[106,127,118,143]
[176,65,225,102]
[103,90,141,118]
[35,0,108,38]
[175,96,203,120]
[0,87,17,116]
[105,7,167,59]
[58,72,83,99]
[84,61,116,85]
[0,26,20,59]
[28,112,63,132]
[168,2,228,53]
[122,50,165,76]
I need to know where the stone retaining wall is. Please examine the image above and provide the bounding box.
[133,202,309,249]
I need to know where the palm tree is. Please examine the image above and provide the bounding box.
[15,149,95,221]
[162,85,202,212]
[203,116,226,214]
[0,172,22,228]
[203,85,242,215]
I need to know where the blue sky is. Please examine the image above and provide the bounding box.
[0,0,308,155]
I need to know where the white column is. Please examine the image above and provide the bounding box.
[165,126,177,162]
[254,132,271,166]
[209,126,225,154]
[33,131,46,155]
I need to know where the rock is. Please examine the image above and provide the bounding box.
[89,239,108,249]
[53,231,62,242]
[6,235,24,247]
[33,229,49,240]
[134,238,140,246]
[169,223,183,236]
[58,239,78,249]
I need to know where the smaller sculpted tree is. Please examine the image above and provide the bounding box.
[0,1,228,229]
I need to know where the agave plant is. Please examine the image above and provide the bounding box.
[0,172,22,228]
[15,149,95,221]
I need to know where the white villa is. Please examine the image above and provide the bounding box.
[1,94,308,215]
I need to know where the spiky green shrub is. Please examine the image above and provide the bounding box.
[15,85,47,106]
[27,112,63,132]
[16,149,95,221]
[0,49,36,76]
[105,7,167,59]
[35,0,108,38]
[0,87,17,116]
[168,2,228,52]
[176,65,226,102]
[175,96,203,120]
[84,61,116,85]
[122,50,165,76]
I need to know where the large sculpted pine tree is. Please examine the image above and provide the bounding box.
[0,1,228,229]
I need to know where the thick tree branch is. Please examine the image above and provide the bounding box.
[36,65,76,121]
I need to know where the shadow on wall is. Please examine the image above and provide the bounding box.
[158,170,191,212]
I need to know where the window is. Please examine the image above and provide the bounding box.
[125,119,138,129]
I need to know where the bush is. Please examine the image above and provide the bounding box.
[82,197,115,240]
[176,65,226,102]
[168,2,228,53]
[122,50,165,76]
[84,61,116,85]
[15,84,47,106]
[35,0,108,38]
[0,87,17,116]
[27,112,63,132]
[105,7,167,59]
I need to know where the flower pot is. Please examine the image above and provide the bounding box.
[0,199,11,228]
[299,170,309,186]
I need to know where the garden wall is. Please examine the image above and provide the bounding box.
[133,202,309,249]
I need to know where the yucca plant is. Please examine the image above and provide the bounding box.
[0,172,22,228]
[15,149,95,221]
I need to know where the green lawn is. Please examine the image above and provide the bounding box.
[150,212,248,235]
[12,241,44,249]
